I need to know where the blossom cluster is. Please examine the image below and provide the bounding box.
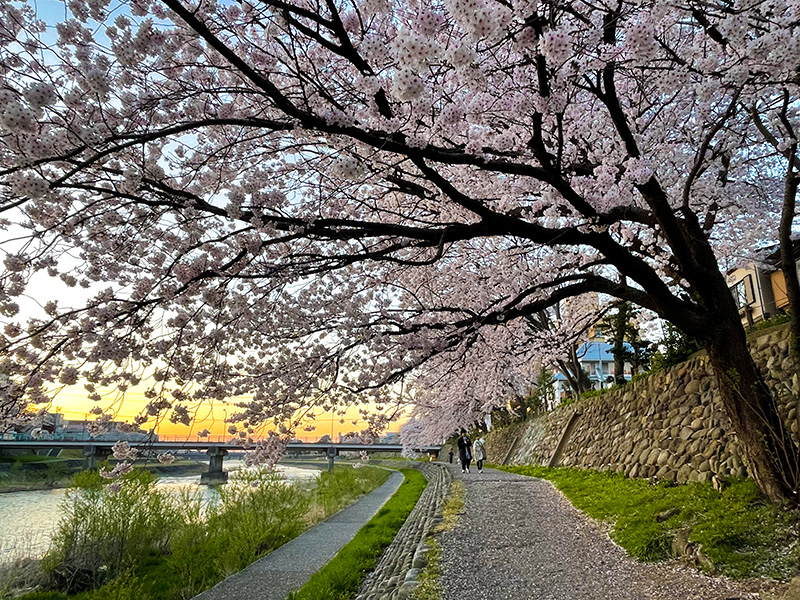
[99,461,133,480]
[540,30,572,65]
[242,432,289,470]
[112,440,139,461]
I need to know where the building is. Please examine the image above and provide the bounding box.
[726,239,800,328]
[379,432,400,444]
[553,339,635,404]
[10,411,153,442]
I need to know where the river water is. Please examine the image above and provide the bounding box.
[0,462,320,564]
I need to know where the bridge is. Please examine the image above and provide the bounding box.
[0,440,442,484]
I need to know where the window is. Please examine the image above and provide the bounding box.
[731,275,755,309]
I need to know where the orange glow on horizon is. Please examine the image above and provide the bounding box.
[48,385,406,442]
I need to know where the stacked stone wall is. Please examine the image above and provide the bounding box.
[488,324,800,484]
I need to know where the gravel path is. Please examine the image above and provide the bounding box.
[439,467,786,600]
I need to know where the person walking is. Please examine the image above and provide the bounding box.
[457,429,472,473]
[473,436,486,473]
[448,450,454,464]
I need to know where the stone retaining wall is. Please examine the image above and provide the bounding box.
[489,324,800,484]
[355,462,451,600]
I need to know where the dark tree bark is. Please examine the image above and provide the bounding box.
[556,346,593,398]
[606,301,631,385]
[779,174,800,355]
[778,111,800,355]
[705,322,799,502]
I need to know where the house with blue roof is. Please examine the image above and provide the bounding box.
[553,339,636,404]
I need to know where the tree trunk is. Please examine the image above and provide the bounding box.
[704,322,799,505]
[779,157,800,356]
[654,202,800,504]
[611,303,629,385]
[516,395,528,421]
[557,345,592,398]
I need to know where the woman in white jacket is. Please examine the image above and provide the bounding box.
[473,437,486,473]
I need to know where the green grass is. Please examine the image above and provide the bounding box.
[287,468,427,600]
[436,480,464,533]
[0,455,67,463]
[499,465,800,579]
[747,313,791,334]
[373,455,432,462]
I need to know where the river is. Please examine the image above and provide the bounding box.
[0,461,320,564]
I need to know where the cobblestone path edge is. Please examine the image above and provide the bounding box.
[354,462,452,600]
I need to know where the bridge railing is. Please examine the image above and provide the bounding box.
[0,439,443,481]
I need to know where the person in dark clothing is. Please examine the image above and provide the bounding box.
[448,451,454,464]
[457,428,472,473]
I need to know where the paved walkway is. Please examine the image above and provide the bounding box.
[439,466,786,600]
[193,470,404,600]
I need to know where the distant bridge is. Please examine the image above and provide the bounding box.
[0,440,442,483]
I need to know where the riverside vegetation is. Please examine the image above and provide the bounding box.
[0,456,74,493]
[0,454,211,494]
[500,465,800,580]
[0,464,389,600]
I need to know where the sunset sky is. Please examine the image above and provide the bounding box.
[48,383,406,442]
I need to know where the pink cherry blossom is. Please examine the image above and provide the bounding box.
[0,0,797,500]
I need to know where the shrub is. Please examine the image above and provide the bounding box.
[41,470,181,594]
[580,388,610,399]
[747,312,791,333]
[649,323,702,371]
[177,469,310,583]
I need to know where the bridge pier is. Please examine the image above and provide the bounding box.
[200,447,229,485]
[83,445,112,471]
[327,446,338,472]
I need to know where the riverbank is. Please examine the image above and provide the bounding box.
[0,458,328,494]
[0,460,210,494]
[2,464,389,600]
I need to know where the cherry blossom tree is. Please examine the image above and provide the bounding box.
[750,91,800,353]
[1,0,800,502]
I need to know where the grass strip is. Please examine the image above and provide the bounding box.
[435,480,464,533]
[409,539,442,600]
[287,467,427,600]
[498,465,800,580]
